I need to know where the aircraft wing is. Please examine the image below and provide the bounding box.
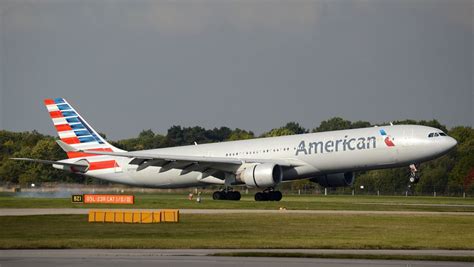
[56,140,306,177]
[81,149,304,171]
[85,150,307,183]
[84,150,301,166]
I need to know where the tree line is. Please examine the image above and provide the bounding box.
[0,118,472,195]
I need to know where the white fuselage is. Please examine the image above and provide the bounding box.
[76,125,457,188]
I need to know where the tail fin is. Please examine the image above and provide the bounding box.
[44,98,124,158]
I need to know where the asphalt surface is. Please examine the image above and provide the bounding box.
[3,249,473,257]
[1,208,474,216]
[0,250,472,267]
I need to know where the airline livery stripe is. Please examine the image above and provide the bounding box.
[52,117,67,125]
[49,111,63,118]
[54,98,65,104]
[55,124,72,132]
[79,136,96,143]
[65,143,112,150]
[70,124,85,130]
[67,148,114,159]
[66,117,80,123]
[44,99,55,105]
[58,131,76,139]
[57,104,72,111]
[74,130,91,136]
[89,160,117,170]
[46,105,59,112]
[62,137,80,144]
[61,111,77,117]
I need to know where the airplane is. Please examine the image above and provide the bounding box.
[13,98,457,201]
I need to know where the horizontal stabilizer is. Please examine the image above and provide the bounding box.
[11,158,89,172]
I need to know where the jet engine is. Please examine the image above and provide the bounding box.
[310,172,355,187]
[238,163,283,188]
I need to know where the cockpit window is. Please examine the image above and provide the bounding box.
[428,132,447,138]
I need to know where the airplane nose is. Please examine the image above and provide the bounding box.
[446,136,457,150]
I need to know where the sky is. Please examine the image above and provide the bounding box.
[0,0,472,140]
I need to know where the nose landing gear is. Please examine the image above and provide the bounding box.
[408,164,420,184]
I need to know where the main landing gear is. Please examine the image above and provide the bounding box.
[212,188,241,201]
[254,188,282,202]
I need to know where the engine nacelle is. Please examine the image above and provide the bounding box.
[238,163,283,188]
[310,172,355,187]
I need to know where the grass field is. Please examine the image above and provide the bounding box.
[1,213,473,249]
[1,193,474,212]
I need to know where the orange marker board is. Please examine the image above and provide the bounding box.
[83,194,134,204]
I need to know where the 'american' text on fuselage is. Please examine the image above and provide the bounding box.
[296,136,377,155]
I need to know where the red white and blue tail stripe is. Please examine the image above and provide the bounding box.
[44,98,124,172]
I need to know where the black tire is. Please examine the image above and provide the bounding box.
[213,191,222,200]
[267,192,275,201]
[227,191,241,201]
[255,192,264,201]
[272,191,283,201]
[233,191,241,201]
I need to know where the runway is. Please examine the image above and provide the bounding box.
[1,208,474,216]
[1,250,472,267]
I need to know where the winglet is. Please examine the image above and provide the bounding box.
[56,140,79,152]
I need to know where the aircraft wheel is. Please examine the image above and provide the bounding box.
[271,191,282,201]
[231,191,241,201]
[409,175,420,184]
[213,191,223,200]
[255,192,265,201]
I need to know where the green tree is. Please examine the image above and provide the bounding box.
[312,117,371,132]
[227,129,254,141]
[261,122,307,137]
[447,126,474,193]
[313,117,352,132]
